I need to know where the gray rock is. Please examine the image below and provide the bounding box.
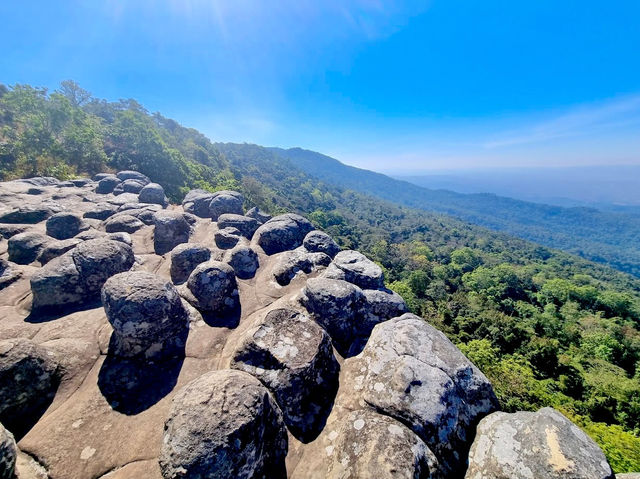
[303,230,340,258]
[324,250,384,289]
[292,410,440,479]
[185,261,239,314]
[30,238,135,311]
[0,423,16,479]
[209,191,244,220]
[272,248,331,286]
[83,202,118,220]
[0,338,59,438]
[245,206,272,224]
[95,176,121,194]
[300,277,365,356]
[217,214,259,238]
[252,214,315,255]
[138,182,167,206]
[0,224,30,239]
[116,205,160,225]
[465,408,614,479]
[15,176,60,187]
[26,187,45,195]
[107,232,133,246]
[93,173,113,181]
[0,259,22,290]
[45,212,87,239]
[113,179,145,195]
[57,180,75,188]
[224,245,259,280]
[361,288,408,336]
[74,229,105,241]
[70,178,92,187]
[0,204,61,224]
[182,189,215,218]
[7,232,50,264]
[214,227,242,250]
[153,211,191,255]
[107,192,139,206]
[116,170,150,184]
[170,243,211,284]
[102,271,189,359]
[37,238,83,264]
[104,214,145,233]
[159,369,287,479]
[351,314,498,476]
[231,308,339,441]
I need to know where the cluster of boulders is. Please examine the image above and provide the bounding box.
[0,173,622,479]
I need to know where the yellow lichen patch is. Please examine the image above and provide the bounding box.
[546,426,575,472]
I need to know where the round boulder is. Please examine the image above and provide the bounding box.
[272,248,331,286]
[182,189,215,218]
[324,250,384,289]
[0,204,61,224]
[37,238,83,265]
[0,422,16,479]
[231,308,339,441]
[83,202,118,220]
[185,261,239,314]
[245,207,272,224]
[116,170,150,184]
[303,230,340,258]
[7,232,50,264]
[102,271,189,359]
[104,214,145,234]
[208,191,244,220]
[113,178,146,196]
[252,214,314,255]
[0,259,22,291]
[159,369,288,479]
[170,243,211,284]
[138,182,167,206]
[214,227,242,250]
[465,408,614,479]
[217,214,259,239]
[96,175,121,194]
[0,338,59,438]
[223,245,259,280]
[45,212,86,240]
[153,211,191,255]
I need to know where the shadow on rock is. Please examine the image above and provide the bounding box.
[24,298,102,324]
[98,336,185,415]
[200,303,242,329]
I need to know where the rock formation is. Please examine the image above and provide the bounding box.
[0,172,620,479]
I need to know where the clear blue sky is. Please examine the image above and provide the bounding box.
[2,0,639,171]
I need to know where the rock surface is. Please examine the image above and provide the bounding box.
[323,249,384,289]
[0,423,16,479]
[252,214,314,255]
[45,212,86,239]
[184,260,239,314]
[169,243,211,284]
[8,232,50,264]
[153,211,191,255]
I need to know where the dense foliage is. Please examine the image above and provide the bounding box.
[1,83,639,472]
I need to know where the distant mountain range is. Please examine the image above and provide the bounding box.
[269,147,640,278]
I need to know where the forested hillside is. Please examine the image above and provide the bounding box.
[272,147,640,278]
[1,83,639,472]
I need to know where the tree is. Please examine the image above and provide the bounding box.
[58,80,92,107]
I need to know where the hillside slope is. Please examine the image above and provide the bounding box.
[271,147,640,278]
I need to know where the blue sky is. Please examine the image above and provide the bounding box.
[2,0,640,171]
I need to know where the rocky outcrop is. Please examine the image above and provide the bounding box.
[252,214,314,255]
[303,230,340,258]
[208,190,244,220]
[37,238,83,264]
[465,408,614,479]
[45,212,87,239]
[272,248,331,286]
[0,423,16,479]
[138,182,167,206]
[159,370,288,479]
[183,260,239,314]
[169,243,211,284]
[153,210,192,255]
[323,249,384,289]
[8,231,50,264]
[223,244,260,280]
[0,258,22,290]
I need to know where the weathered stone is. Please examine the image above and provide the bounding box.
[37,238,83,264]
[93,173,113,181]
[224,244,260,280]
[104,214,145,233]
[185,261,239,314]
[83,202,118,220]
[350,314,498,476]
[0,338,59,438]
[209,191,244,220]
[214,227,242,250]
[0,224,30,239]
[182,189,214,218]
[217,214,259,238]
[116,170,150,185]
[96,176,121,194]
[45,212,87,239]
[7,232,50,264]
[116,205,160,225]
[245,206,272,224]
[107,192,139,206]
[0,259,22,290]
[57,181,75,188]
[252,214,315,255]
[153,210,191,255]
[231,308,339,441]
[102,271,189,359]
[0,423,16,479]
[300,277,365,356]
[15,176,60,187]
[0,204,60,224]
[361,288,408,336]
[170,243,211,284]
[303,230,340,258]
[70,178,92,187]
[138,182,167,206]
[323,250,384,289]
[113,179,145,196]
[465,408,614,479]
[107,232,133,246]
[159,369,287,479]
[272,248,331,286]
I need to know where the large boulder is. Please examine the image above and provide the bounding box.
[104,213,145,233]
[15,176,60,187]
[465,408,614,479]
[83,202,118,220]
[0,259,22,290]
[138,182,167,206]
[7,231,50,264]
[0,423,16,479]
[348,314,498,476]
[95,175,121,194]
[116,170,150,184]
[323,250,384,289]
[303,230,340,258]
[0,338,59,438]
[223,245,260,280]
[153,211,191,255]
[159,369,288,479]
[208,191,244,220]
[252,214,314,255]
[182,189,214,218]
[300,277,366,356]
[360,288,408,337]
[30,238,135,311]
[45,212,87,239]
[113,179,146,196]
[214,227,242,250]
[0,204,61,224]
[217,214,259,238]
[272,248,331,286]
[245,207,272,224]
[37,238,83,264]
[170,243,211,284]
[102,272,190,359]
[231,308,339,441]
[184,261,239,314]
[292,410,440,479]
